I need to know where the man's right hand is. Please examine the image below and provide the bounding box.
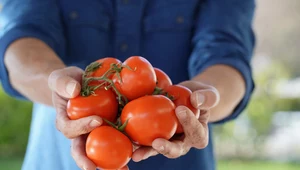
[48,66,102,170]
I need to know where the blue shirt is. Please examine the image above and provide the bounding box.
[0,0,255,170]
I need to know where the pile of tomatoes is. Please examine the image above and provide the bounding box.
[66,56,199,170]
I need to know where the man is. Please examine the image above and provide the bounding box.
[0,0,255,170]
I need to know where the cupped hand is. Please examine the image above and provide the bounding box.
[48,66,102,170]
[131,80,220,161]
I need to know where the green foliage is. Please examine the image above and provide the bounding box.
[218,160,300,170]
[0,87,32,157]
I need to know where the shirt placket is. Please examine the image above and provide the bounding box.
[114,0,144,59]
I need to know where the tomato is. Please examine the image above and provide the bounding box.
[87,57,121,86]
[86,126,133,169]
[102,166,129,170]
[112,56,156,101]
[121,95,177,146]
[102,165,129,170]
[164,85,200,134]
[89,57,121,78]
[67,88,118,122]
[154,68,172,89]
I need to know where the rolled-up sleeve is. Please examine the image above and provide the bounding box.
[188,0,256,123]
[0,0,65,99]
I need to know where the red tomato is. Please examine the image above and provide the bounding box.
[88,57,121,86]
[164,85,200,134]
[67,88,118,122]
[102,165,129,170]
[121,95,177,146]
[89,57,121,78]
[154,68,172,89]
[112,56,156,101]
[86,126,133,169]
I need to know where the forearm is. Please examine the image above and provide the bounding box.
[4,38,66,106]
[192,64,246,122]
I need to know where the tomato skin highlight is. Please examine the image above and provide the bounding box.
[86,126,133,169]
[154,67,172,89]
[67,88,118,122]
[121,95,178,146]
[112,56,156,101]
[164,85,200,134]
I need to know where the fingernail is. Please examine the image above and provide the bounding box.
[89,119,102,128]
[176,109,187,119]
[66,81,77,96]
[196,92,205,108]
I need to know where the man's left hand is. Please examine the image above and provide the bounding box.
[131,80,220,161]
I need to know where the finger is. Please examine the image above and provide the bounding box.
[152,138,189,159]
[190,89,220,110]
[48,66,83,98]
[71,136,97,170]
[132,143,141,152]
[179,81,220,110]
[132,146,158,162]
[54,93,102,138]
[175,106,208,149]
[118,166,130,170]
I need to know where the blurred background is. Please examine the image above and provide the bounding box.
[0,0,300,170]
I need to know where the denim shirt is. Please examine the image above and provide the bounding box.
[0,0,255,170]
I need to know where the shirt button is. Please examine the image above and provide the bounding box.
[176,16,184,24]
[120,43,128,52]
[69,11,78,20]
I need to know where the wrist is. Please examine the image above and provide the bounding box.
[192,64,246,122]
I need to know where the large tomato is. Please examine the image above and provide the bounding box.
[86,126,133,169]
[120,95,177,146]
[154,67,172,89]
[164,85,200,134]
[112,56,156,101]
[67,88,118,122]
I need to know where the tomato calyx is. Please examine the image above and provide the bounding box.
[83,61,102,77]
[152,87,175,101]
[103,118,129,132]
[80,62,130,107]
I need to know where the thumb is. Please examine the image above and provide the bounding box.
[191,89,220,110]
[180,80,220,110]
[48,66,83,98]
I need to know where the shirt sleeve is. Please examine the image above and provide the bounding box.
[188,0,256,124]
[0,0,65,99]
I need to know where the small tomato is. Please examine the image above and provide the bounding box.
[86,126,133,169]
[67,88,118,122]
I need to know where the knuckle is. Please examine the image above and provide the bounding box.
[179,115,190,127]
[64,131,73,139]
[197,139,208,149]
[186,124,201,139]
[79,124,90,134]
[161,150,172,157]
[56,119,73,138]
